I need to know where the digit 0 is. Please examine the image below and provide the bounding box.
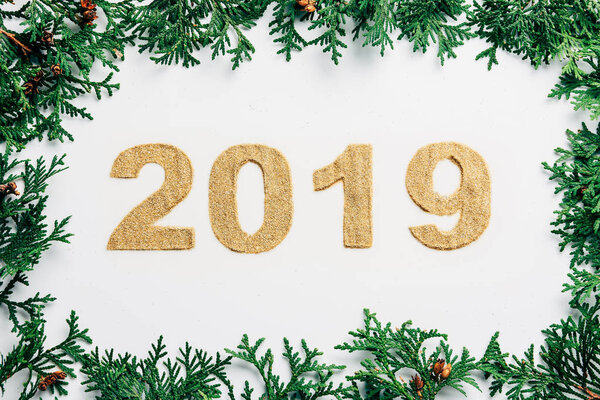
[208,144,293,253]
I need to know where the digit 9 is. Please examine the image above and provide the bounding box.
[405,142,491,250]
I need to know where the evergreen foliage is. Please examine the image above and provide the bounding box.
[469,0,600,118]
[0,0,132,151]
[393,0,472,64]
[480,298,600,400]
[473,121,600,400]
[226,335,350,400]
[268,0,309,62]
[337,309,480,400]
[125,0,267,69]
[307,0,349,64]
[126,0,473,66]
[1,0,598,148]
[0,154,71,277]
[543,123,600,304]
[80,337,234,400]
[0,154,90,399]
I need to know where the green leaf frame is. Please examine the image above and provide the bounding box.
[1,1,599,399]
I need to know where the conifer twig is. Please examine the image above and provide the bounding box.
[577,385,600,400]
[0,28,31,53]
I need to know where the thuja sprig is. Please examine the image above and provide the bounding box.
[349,0,399,57]
[469,0,570,69]
[226,335,351,400]
[207,0,266,70]
[543,122,600,303]
[565,268,600,304]
[551,48,600,120]
[268,0,310,62]
[125,0,474,67]
[1,3,600,400]
[336,309,480,400]
[480,298,600,400]
[80,337,234,400]
[481,123,600,399]
[307,0,349,64]
[0,153,89,398]
[0,311,91,398]
[0,272,53,331]
[0,153,71,278]
[0,0,132,150]
[125,0,267,69]
[469,0,600,118]
[395,0,472,64]
[125,0,213,68]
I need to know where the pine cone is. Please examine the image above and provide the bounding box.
[411,374,424,390]
[296,0,316,12]
[411,374,424,399]
[432,359,445,376]
[441,363,452,379]
[41,30,54,45]
[38,370,67,391]
[22,81,36,95]
[23,70,43,94]
[51,64,63,76]
[54,371,67,380]
[82,9,97,25]
[32,70,44,82]
[81,0,96,9]
[80,0,98,25]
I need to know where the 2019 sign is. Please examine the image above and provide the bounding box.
[107,143,491,253]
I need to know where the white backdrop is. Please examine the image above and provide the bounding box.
[1,16,590,399]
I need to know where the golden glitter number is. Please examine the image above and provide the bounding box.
[313,144,373,248]
[405,142,491,250]
[107,144,195,250]
[209,144,293,253]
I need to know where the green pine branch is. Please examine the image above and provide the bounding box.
[0,311,91,399]
[1,2,600,400]
[543,123,600,275]
[396,0,472,65]
[337,309,480,400]
[469,0,600,117]
[0,0,132,151]
[0,272,54,331]
[269,0,309,61]
[564,267,600,304]
[226,335,350,400]
[308,0,349,64]
[480,298,600,400]
[550,49,600,120]
[0,152,90,399]
[351,0,399,56]
[125,0,267,69]
[0,153,71,278]
[80,337,234,400]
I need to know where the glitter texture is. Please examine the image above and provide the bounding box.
[405,142,491,250]
[209,144,293,253]
[107,144,195,250]
[313,144,373,248]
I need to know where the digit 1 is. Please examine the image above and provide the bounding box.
[313,144,373,248]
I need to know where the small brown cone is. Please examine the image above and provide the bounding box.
[441,363,452,379]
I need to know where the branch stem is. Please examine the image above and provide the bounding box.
[0,29,32,53]
[576,385,600,400]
